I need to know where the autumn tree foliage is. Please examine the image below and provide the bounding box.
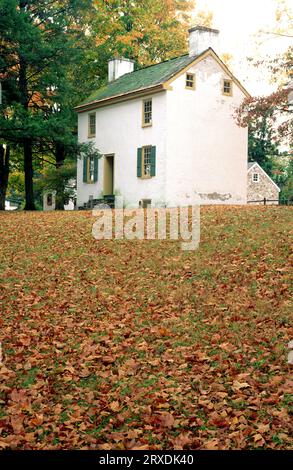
[0,0,97,210]
[235,57,292,142]
[236,0,292,185]
[92,0,195,71]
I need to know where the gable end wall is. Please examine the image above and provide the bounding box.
[247,165,279,204]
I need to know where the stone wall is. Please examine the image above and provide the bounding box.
[43,191,56,211]
[247,166,279,205]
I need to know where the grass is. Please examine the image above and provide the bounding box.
[0,205,292,450]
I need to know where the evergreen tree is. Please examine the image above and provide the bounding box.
[0,0,97,210]
[248,115,280,175]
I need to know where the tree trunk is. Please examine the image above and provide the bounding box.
[55,142,66,210]
[0,144,10,211]
[23,138,36,210]
[18,7,36,211]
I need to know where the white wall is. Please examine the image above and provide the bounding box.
[77,92,167,208]
[5,201,18,211]
[165,55,248,206]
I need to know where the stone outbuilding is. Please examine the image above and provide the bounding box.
[247,162,280,205]
[43,191,56,211]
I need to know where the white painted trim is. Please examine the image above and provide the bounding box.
[247,162,280,192]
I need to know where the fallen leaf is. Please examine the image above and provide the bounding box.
[232,380,251,392]
[109,401,120,412]
[160,412,175,428]
[204,439,219,450]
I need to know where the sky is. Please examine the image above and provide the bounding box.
[193,0,292,95]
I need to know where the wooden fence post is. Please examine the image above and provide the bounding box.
[264,197,267,205]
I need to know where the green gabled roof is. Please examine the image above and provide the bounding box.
[78,53,199,108]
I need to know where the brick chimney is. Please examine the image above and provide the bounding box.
[188,26,219,57]
[108,58,134,83]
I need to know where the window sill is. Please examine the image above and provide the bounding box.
[142,123,152,128]
[185,86,195,90]
[88,134,96,139]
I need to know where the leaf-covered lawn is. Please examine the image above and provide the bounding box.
[0,206,292,450]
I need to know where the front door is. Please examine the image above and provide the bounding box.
[103,154,114,195]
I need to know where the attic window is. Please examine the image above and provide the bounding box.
[186,73,195,89]
[222,79,233,96]
[88,113,96,137]
[253,173,259,183]
[142,99,152,127]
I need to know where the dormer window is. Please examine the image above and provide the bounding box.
[186,73,195,90]
[253,173,259,183]
[142,99,152,127]
[222,79,233,96]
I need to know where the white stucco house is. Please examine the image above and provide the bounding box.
[75,26,250,208]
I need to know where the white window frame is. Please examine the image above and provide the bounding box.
[222,79,233,96]
[88,113,96,138]
[142,99,152,127]
[142,146,152,178]
[185,73,195,90]
[253,173,259,183]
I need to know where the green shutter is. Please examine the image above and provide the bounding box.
[137,147,142,177]
[150,146,156,177]
[83,156,88,183]
[93,156,98,182]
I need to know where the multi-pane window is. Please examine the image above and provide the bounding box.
[142,99,152,126]
[142,146,152,177]
[137,146,156,178]
[186,73,195,89]
[253,173,259,183]
[223,79,233,96]
[88,113,96,137]
[83,155,98,183]
[88,155,95,182]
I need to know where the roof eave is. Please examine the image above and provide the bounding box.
[75,83,166,113]
[164,47,251,98]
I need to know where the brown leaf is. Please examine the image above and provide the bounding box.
[160,412,175,428]
[10,416,24,434]
[204,439,219,450]
[253,434,265,446]
[102,356,116,364]
[172,433,191,449]
[232,380,250,392]
[109,401,120,412]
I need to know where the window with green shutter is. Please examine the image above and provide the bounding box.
[137,147,142,177]
[93,156,98,182]
[137,146,156,178]
[83,156,88,183]
[150,146,156,176]
[83,155,98,183]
